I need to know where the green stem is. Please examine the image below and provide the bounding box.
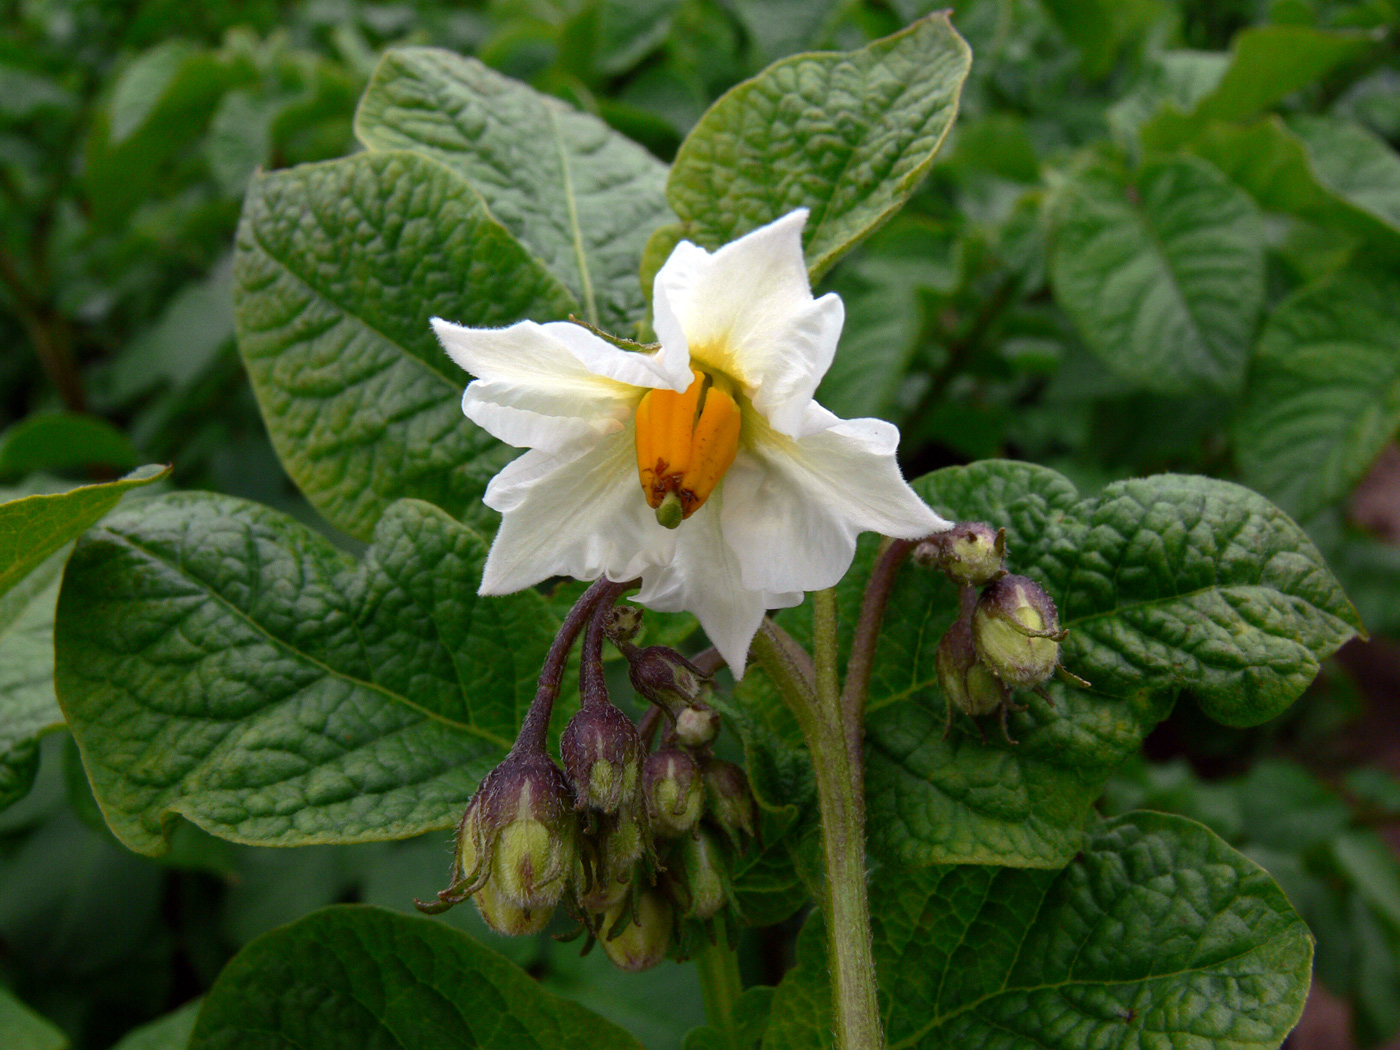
[751,595,883,1050]
[696,922,745,1050]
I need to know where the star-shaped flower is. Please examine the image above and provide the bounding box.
[433,209,949,672]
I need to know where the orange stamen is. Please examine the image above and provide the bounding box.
[634,370,741,527]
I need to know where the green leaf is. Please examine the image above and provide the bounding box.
[1290,116,1400,240]
[855,460,1359,867]
[110,999,202,1050]
[1039,0,1166,81]
[354,47,670,331]
[1186,117,1400,253]
[728,0,840,62]
[1140,25,1374,150]
[0,464,168,598]
[0,413,140,477]
[54,493,555,855]
[190,905,645,1050]
[1050,157,1264,395]
[666,14,971,281]
[1233,271,1400,521]
[233,150,576,541]
[0,546,66,812]
[763,812,1313,1050]
[0,987,66,1050]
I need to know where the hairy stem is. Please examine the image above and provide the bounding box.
[750,597,882,1050]
[696,922,745,1050]
[841,538,916,749]
[515,579,630,754]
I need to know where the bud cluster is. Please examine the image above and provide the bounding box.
[925,521,1087,745]
[419,596,758,973]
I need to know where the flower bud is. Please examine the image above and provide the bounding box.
[604,604,643,645]
[561,702,645,813]
[644,749,704,837]
[914,522,1006,586]
[600,890,673,972]
[674,704,721,748]
[626,645,711,719]
[474,879,552,936]
[674,829,728,919]
[574,808,648,911]
[936,616,1005,720]
[702,759,757,850]
[972,574,1065,688]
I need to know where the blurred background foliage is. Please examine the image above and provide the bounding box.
[4,0,1400,1047]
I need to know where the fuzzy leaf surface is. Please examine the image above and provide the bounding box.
[190,905,644,1050]
[1050,157,1264,395]
[666,14,970,280]
[355,47,669,330]
[764,812,1313,1050]
[856,461,1359,867]
[1234,271,1400,520]
[54,494,554,855]
[233,150,576,540]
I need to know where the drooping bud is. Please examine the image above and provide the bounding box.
[673,828,728,919]
[603,604,643,645]
[574,807,649,911]
[914,522,1007,586]
[644,749,704,837]
[702,759,757,850]
[972,574,1065,689]
[625,645,712,720]
[600,890,673,972]
[674,703,721,748]
[936,616,1006,721]
[561,702,645,813]
[421,748,577,933]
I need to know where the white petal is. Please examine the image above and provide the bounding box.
[463,380,624,452]
[631,495,786,677]
[478,429,676,595]
[539,321,690,392]
[651,210,843,437]
[720,408,951,595]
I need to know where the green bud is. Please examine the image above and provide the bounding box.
[702,759,757,851]
[972,574,1064,689]
[600,890,673,972]
[474,879,552,936]
[675,829,728,919]
[574,807,648,912]
[675,704,721,747]
[644,749,704,837]
[603,604,643,645]
[936,616,1005,719]
[915,522,1006,586]
[561,702,644,813]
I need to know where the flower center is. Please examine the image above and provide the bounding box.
[634,368,741,529]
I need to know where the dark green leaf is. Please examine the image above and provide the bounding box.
[110,1000,201,1050]
[0,413,140,477]
[666,14,971,280]
[355,47,669,330]
[190,905,645,1050]
[1050,157,1264,394]
[764,812,1313,1050]
[728,0,840,62]
[856,461,1359,867]
[55,493,554,854]
[233,150,576,540]
[0,546,66,812]
[1233,271,1400,521]
[1290,116,1400,241]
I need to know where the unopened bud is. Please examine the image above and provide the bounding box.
[914,522,1006,586]
[674,703,721,748]
[644,749,704,837]
[936,616,1005,719]
[474,879,551,936]
[600,890,673,972]
[574,808,648,911]
[972,574,1065,688]
[702,759,757,850]
[626,645,711,719]
[604,605,643,645]
[675,829,728,919]
[562,703,645,813]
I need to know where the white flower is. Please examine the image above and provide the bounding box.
[432,209,950,674]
